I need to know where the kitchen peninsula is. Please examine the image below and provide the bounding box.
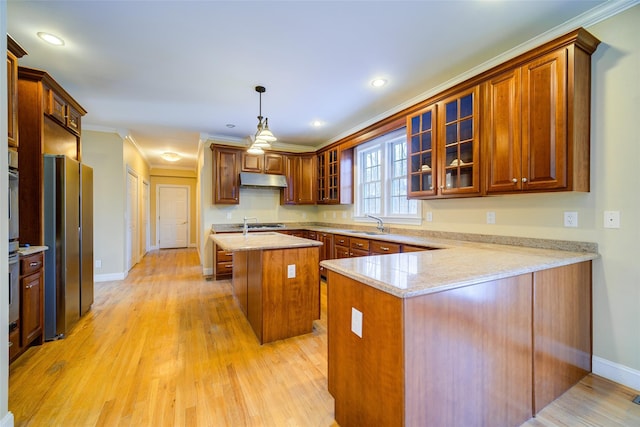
[210,232,322,344]
[321,243,597,427]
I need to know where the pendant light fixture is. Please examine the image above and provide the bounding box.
[248,85,276,154]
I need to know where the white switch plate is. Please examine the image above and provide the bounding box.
[95,259,102,268]
[342,212,347,219]
[604,211,621,228]
[564,211,578,227]
[426,211,433,222]
[351,307,363,338]
[226,212,232,219]
[486,211,496,224]
[302,212,307,219]
[287,264,296,278]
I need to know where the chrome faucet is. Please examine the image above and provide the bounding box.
[366,214,385,233]
[243,216,258,236]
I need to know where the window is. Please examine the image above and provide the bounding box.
[355,128,420,224]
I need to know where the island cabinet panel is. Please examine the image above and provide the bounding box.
[404,274,533,427]
[327,270,404,427]
[533,261,592,413]
[234,246,320,344]
[327,271,532,427]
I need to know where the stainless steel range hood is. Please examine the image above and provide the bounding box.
[239,172,288,188]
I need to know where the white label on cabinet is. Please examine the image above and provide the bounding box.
[351,307,363,338]
[287,264,296,278]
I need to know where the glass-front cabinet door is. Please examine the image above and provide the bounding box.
[438,86,480,196]
[407,104,437,198]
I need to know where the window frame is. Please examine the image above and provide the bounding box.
[354,128,421,225]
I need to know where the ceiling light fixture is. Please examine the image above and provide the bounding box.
[37,32,65,46]
[247,85,277,153]
[161,152,181,162]
[371,78,387,88]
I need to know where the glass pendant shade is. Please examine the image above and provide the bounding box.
[256,118,277,142]
[247,145,264,155]
[253,138,271,148]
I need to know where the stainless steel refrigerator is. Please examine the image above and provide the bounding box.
[43,155,94,340]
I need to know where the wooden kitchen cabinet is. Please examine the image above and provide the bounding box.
[281,154,316,205]
[370,240,401,255]
[264,152,285,174]
[316,146,353,204]
[408,86,481,199]
[241,151,263,173]
[317,232,334,276]
[18,67,86,246]
[211,145,240,204]
[241,151,285,174]
[483,29,599,194]
[7,36,27,148]
[213,243,234,280]
[19,252,44,350]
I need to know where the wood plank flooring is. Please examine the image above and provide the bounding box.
[8,248,640,426]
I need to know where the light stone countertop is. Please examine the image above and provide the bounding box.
[320,245,598,298]
[210,232,322,252]
[18,245,49,256]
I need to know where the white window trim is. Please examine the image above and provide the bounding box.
[354,128,422,226]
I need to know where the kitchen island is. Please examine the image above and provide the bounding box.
[210,232,322,344]
[321,244,597,427]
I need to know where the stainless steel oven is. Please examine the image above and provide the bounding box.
[8,149,19,331]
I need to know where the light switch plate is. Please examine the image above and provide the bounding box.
[604,211,621,228]
[226,212,232,219]
[426,211,433,222]
[287,264,296,278]
[351,307,363,338]
[486,211,496,224]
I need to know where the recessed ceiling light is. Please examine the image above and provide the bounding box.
[161,152,181,162]
[311,120,324,128]
[371,78,387,88]
[37,32,65,46]
[226,124,236,128]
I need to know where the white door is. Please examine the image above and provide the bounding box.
[126,170,139,271]
[158,186,189,249]
[142,180,150,254]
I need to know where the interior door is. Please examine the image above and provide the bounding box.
[126,170,139,271]
[158,186,188,249]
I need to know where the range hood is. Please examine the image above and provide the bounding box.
[239,172,288,188]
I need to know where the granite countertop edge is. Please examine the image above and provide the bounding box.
[209,232,322,251]
[18,246,49,256]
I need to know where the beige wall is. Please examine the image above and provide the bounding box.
[149,168,197,248]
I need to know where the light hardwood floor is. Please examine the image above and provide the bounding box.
[9,248,640,426]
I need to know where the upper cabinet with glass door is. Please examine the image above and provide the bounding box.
[408,86,480,199]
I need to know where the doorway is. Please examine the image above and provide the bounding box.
[126,169,139,271]
[158,185,189,249]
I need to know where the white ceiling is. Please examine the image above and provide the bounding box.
[7,0,618,170]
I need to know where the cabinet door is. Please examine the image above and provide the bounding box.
[485,68,523,193]
[7,50,19,147]
[264,152,284,174]
[241,152,263,172]
[281,155,296,204]
[521,49,567,191]
[326,148,340,203]
[407,104,437,198]
[296,155,316,204]
[213,147,240,204]
[21,270,43,346]
[316,152,327,202]
[438,86,481,196]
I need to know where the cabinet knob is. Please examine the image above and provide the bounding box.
[439,185,444,189]
[512,178,518,183]
[522,178,528,183]
[356,243,363,247]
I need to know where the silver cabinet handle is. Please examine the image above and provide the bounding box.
[380,247,389,251]
[30,262,39,267]
[356,243,363,247]
[512,178,518,183]
[522,178,528,183]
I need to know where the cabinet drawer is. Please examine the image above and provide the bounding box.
[350,237,370,251]
[307,231,318,240]
[217,250,233,262]
[46,88,67,125]
[334,245,350,259]
[350,248,370,257]
[67,106,81,135]
[20,253,43,276]
[334,235,350,246]
[216,261,234,273]
[370,240,401,254]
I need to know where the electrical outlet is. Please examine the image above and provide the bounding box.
[351,307,363,338]
[564,211,578,228]
[95,259,102,268]
[486,211,496,224]
[226,212,232,220]
[604,211,620,229]
[342,212,347,219]
[302,212,307,219]
[426,211,433,222]
[287,264,296,278]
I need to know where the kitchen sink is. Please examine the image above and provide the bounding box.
[346,230,386,236]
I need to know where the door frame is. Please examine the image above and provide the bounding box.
[125,167,140,271]
[142,180,150,254]
[156,184,190,249]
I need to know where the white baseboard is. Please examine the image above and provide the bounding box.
[0,411,14,427]
[202,267,213,276]
[94,271,127,282]
[593,356,640,392]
